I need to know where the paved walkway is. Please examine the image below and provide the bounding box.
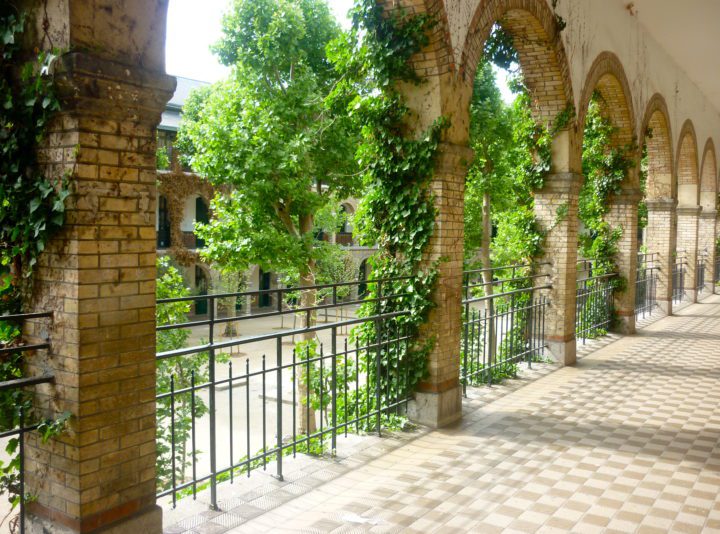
[176,295,720,533]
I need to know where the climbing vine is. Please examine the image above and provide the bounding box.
[326,0,447,428]
[1,6,70,521]
[579,91,636,279]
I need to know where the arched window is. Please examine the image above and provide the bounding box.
[194,266,209,315]
[338,204,353,234]
[195,197,209,248]
[358,259,368,298]
[157,195,171,248]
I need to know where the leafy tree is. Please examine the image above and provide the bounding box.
[155,257,209,492]
[176,0,358,434]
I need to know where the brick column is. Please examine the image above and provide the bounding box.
[534,173,582,366]
[26,52,174,534]
[606,190,641,334]
[698,212,717,295]
[645,200,677,315]
[677,205,701,303]
[408,143,471,428]
[717,217,720,294]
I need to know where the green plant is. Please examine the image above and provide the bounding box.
[1,6,70,515]
[155,257,229,492]
[326,0,447,429]
[156,144,170,171]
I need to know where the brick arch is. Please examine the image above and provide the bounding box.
[578,52,636,152]
[459,0,573,125]
[700,139,717,211]
[640,94,675,201]
[676,120,699,205]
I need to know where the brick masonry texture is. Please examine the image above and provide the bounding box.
[25,52,174,531]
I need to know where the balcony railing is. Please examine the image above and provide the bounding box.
[575,260,617,344]
[461,265,550,391]
[635,253,659,319]
[0,311,54,534]
[672,252,687,305]
[156,277,416,509]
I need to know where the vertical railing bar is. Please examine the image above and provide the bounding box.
[208,296,217,510]
[229,362,234,484]
[331,327,337,453]
[276,337,283,480]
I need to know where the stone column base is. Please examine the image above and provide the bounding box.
[547,338,576,366]
[612,313,636,335]
[657,299,672,316]
[408,385,462,428]
[28,504,162,534]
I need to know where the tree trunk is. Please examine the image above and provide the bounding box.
[481,191,496,364]
[297,213,317,436]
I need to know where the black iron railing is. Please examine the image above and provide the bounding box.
[156,277,416,509]
[696,254,707,294]
[672,252,687,305]
[635,253,659,319]
[575,260,617,344]
[461,265,549,391]
[0,311,54,534]
[715,257,720,286]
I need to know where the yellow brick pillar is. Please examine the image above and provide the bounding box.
[25,52,174,534]
[677,205,701,303]
[408,143,471,428]
[606,189,641,334]
[698,212,717,295]
[645,200,677,315]
[534,173,582,366]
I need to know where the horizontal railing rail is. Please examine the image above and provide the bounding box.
[461,266,550,392]
[575,260,617,344]
[156,277,418,510]
[0,311,54,534]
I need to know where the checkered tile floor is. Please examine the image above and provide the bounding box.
[169,295,720,533]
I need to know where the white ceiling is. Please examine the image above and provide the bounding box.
[630,0,720,114]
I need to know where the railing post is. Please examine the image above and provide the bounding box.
[276,337,284,480]
[331,326,338,453]
[208,295,218,510]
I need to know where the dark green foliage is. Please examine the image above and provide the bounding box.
[579,92,636,279]
[327,0,446,428]
[0,6,70,512]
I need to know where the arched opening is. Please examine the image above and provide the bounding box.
[577,52,638,335]
[157,194,171,248]
[195,196,209,248]
[676,120,701,303]
[699,139,718,294]
[337,203,354,246]
[639,95,676,314]
[258,268,273,308]
[458,0,577,371]
[194,264,210,316]
[358,258,369,298]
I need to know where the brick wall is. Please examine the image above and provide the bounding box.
[25,52,174,533]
